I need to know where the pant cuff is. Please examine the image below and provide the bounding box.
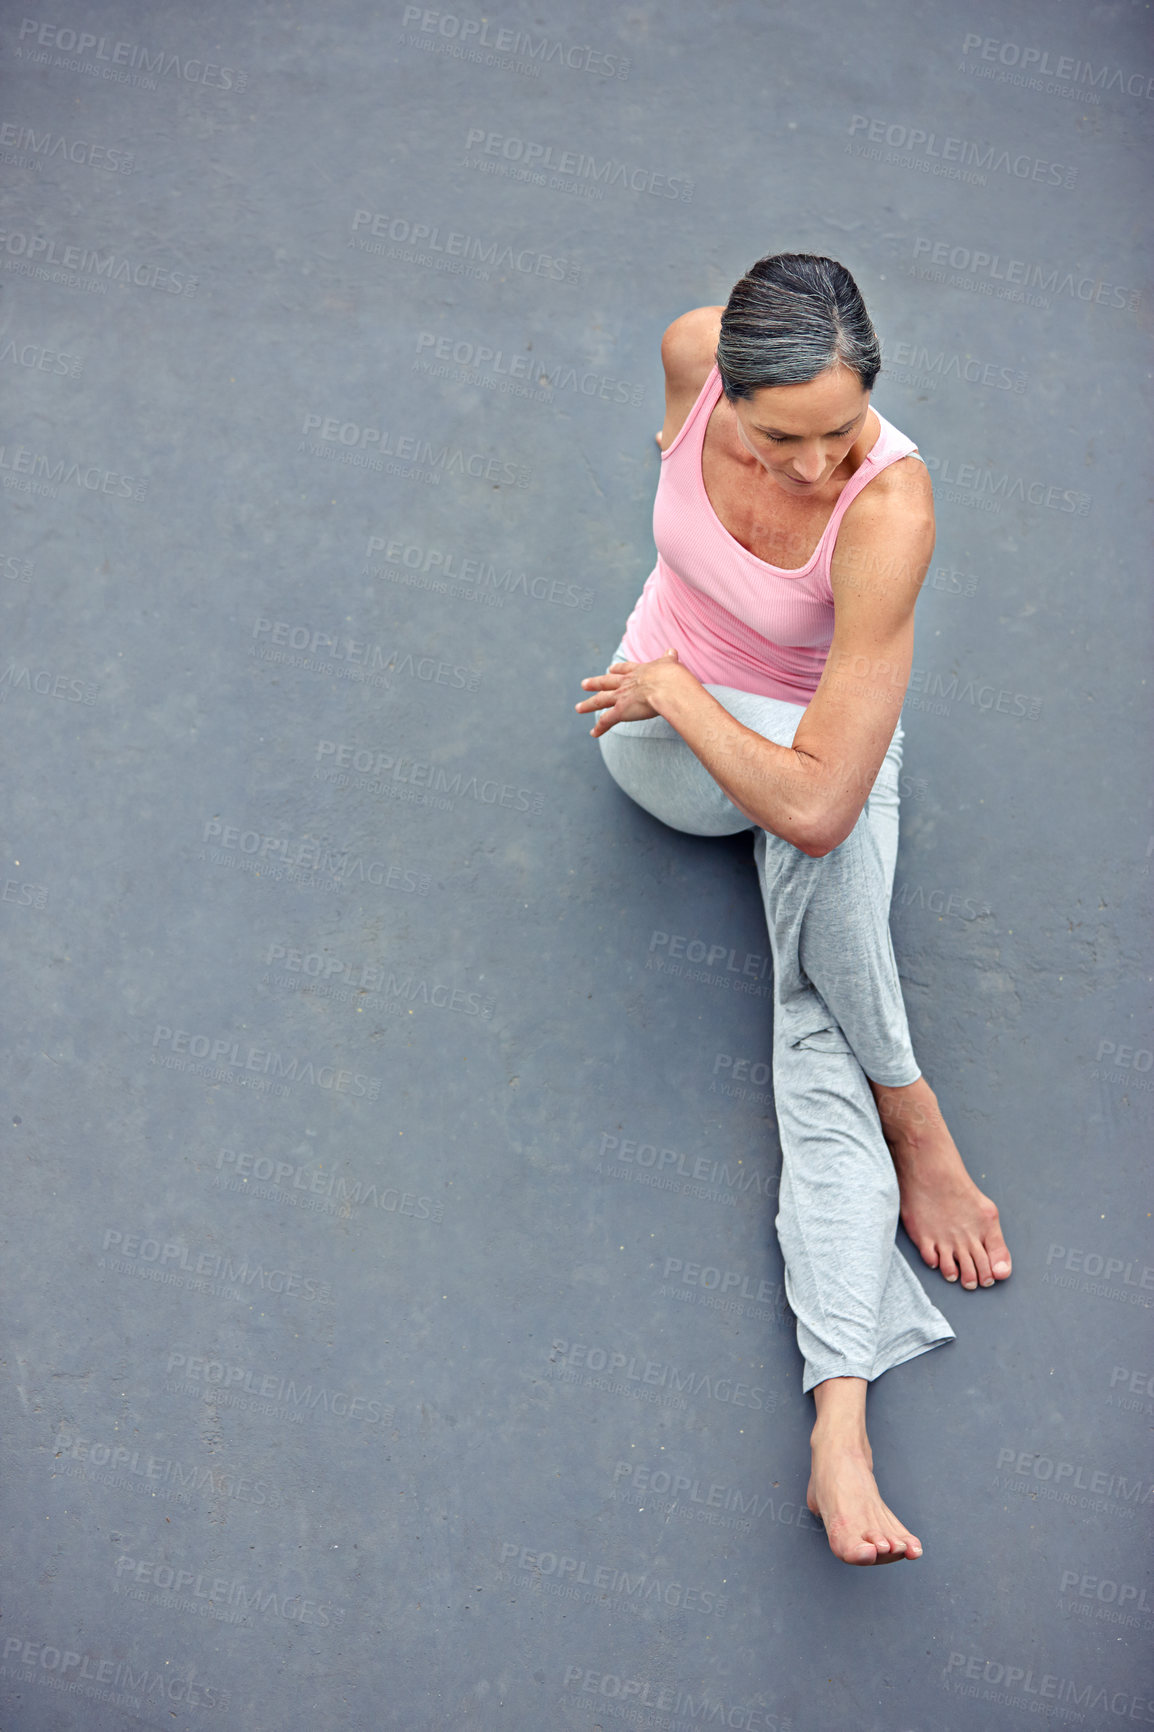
[865,1061,922,1089]
[803,1324,956,1396]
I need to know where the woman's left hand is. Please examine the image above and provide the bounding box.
[575,649,689,737]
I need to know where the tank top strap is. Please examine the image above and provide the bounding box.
[825,410,920,527]
[813,411,922,603]
[660,362,723,464]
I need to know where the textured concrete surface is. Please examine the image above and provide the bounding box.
[1,2,1150,1728]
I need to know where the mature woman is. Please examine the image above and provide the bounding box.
[575,253,1011,1567]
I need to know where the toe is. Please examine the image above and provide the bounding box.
[980,1203,1012,1275]
[970,1240,995,1288]
[916,1236,940,1271]
[956,1250,979,1290]
[988,1231,1012,1279]
[937,1244,959,1282]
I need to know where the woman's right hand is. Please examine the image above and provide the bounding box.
[575,650,688,737]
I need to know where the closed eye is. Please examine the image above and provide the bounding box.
[762,425,856,443]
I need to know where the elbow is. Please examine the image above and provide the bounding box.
[793,832,838,860]
[774,820,832,859]
[787,809,855,859]
[772,756,854,856]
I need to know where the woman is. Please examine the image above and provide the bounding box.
[575,254,1011,1567]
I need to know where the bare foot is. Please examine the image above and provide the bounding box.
[871,1076,1011,1291]
[808,1381,922,1566]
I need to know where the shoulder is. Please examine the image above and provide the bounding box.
[660,305,725,392]
[832,452,935,606]
[657,306,725,450]
[843,448,935,534]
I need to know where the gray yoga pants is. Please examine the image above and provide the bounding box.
[598,641,956,1394]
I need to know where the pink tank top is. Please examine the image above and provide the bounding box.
[619,364,922,704]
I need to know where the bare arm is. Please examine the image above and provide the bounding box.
[579,457,934,857]
[656,305,725,450]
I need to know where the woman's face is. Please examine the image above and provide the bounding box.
[730,365,870,494]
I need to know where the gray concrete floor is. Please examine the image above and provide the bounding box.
[1,2,1151,1727]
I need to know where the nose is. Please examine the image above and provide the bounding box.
[790,449,825,483]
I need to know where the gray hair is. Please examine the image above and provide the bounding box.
[716,253,881,399]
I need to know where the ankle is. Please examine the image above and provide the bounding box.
[809,1378,871,1456]
[810,1417,872,1459]
[877,1082,943,1147]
